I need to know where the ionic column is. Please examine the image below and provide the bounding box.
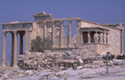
[59,21,64,48]
[43,22,48,49]
[2,31,6,68]
[68,20,72,48]
[20,33,24,55]
[11,32,14,66]
[52,21,56,48]
[13,31,18,68]
[87,32,91,43]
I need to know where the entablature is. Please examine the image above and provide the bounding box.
[2,22,33,31]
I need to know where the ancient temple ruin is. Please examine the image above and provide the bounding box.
[1,12,124,68]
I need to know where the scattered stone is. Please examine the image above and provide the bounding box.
[25,70,33,76]
[18,72,25,77]
[3,73,9,79]
[113,59,125,65]
[77,66,84,70]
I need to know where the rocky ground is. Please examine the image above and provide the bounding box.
[0,50,125,80]
[0,65,125,80]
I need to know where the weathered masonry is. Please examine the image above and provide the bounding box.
[1,12,124,68]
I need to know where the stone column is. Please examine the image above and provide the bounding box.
[59,21,64,48]
[68,20,72,48]
[43,22,48,49]
[13,31,18,68]
[52,21,56,48]
[20,33,24,55]
[87,32,91,43]
[11,32,14,66]
[104,32,107,44]
[2,31,6,68]
[105,33,108,44]
[94,32,99,43]
[99,33,104,44]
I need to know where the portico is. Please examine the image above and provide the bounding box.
[80,27,109,45]
[1,22,32,69]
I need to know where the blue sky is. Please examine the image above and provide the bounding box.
[0,0,125,64]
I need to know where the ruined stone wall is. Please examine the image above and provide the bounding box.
[108,28,121,55]
[79,44,97,54]
[96,44,108,55]
[30,22,39,40]
[30,22,44,40]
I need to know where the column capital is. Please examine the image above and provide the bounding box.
[2,31,6,34]
[19,32,25,36]
[95,31,98,33]
[43,21,47,24]
[51,21,55,25]
[77,19,82,22]
[60,20,64,24]
[25,30,31,32]
[69,20,72,23]
[13,31,17,34]
[87,31,90,33]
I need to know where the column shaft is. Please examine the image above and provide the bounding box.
[104,32,107,44]
[20,33,24,55]
[2,31,6,67]
[87,32,91,43]
[43,22,48,49]
[13,31,18,68]
[52,22,56,48]
[44,22,48,39]
[59,21,64,48]
[106,33,108,44]
[11,33,14,66]
[99,33,104,44]
[94,32,99,43]
[68,20,72,48]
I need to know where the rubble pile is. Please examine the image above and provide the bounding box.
[1,50,125,80]
[18,50,125,71]
[18,51,78,70]
[18,50,99,70]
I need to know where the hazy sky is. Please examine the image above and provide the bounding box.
[0,0,125,63]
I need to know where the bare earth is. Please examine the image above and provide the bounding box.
[0,65,125,80]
